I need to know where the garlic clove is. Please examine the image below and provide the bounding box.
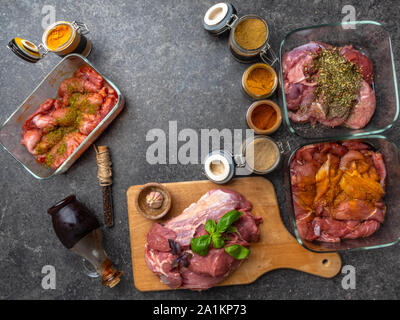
[145,191,164,209]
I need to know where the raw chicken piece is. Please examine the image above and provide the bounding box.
[21,129,42,154]
[44,132,87,169]
[22,98,62,134]
[58,78,102,105]
[21,66,117,170]
[74,66,104,88]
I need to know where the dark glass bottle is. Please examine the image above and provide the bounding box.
[48,195,122,288]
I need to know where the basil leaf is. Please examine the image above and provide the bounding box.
[216,210,242,233]
[211,233,225,249]
[190,235,211,256]
[225,244,250,260]
[226,226,238,234]
[205,219,217,235]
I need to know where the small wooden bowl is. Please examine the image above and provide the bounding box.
[135,183,172,220]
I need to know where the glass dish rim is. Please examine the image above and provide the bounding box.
[286,134,400,253]
[279,20,400,139]
[0,53,123,180]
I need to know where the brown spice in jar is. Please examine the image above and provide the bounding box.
[251,104,277,131]
[245,138,278,172]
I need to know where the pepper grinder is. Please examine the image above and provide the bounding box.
[47,195,123,288]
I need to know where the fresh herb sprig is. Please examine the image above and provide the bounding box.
[190,210,250,260]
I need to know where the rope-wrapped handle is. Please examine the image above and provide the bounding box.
[95,145,112,186]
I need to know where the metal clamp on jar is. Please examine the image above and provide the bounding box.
[203,3,278,65]
[8,20,91,63]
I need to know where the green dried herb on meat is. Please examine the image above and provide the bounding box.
[45,153,54,166]
[57,141,67,156]
[313,48,362,119]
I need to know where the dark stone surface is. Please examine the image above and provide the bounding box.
[0,0,399,300]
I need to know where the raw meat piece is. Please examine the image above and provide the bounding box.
[21,66,118,169]
[340,45,373,84]
[21,129,42,154]
[344,80,376,129]
[164,189,252,247]
[74,66,104,88]
[144,189,262,290]
[283,42,375,129]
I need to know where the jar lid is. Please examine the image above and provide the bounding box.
[203,2,237,35]
[7,37,41,63]
[204,150,235,184]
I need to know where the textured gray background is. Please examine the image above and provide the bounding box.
[0,0,399,300]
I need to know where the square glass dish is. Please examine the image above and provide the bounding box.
[284,135,400,252]
[279,21,399,139]
[0,54,125,179]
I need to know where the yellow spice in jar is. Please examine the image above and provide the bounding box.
[245,138,278,172]
[46,24,72,51]
[234,18,267,50]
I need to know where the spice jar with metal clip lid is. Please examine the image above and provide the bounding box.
[8,21,91,63]
[203,136,282,184]
[203,3,278,65]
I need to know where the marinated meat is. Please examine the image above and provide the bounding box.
[145,189,262,290]
[21,66,118,169]
[283,42,375,129]
[340,45,373,84]
[290,141,386,243]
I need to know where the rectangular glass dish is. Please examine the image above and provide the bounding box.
[0,54,125,179]
[284,135,400,252]
[279,21,399,139]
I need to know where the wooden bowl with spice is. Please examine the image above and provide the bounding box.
[246,100,282,135]
[242,63,278,100]
[135,183,172,220]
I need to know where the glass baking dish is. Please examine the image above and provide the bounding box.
[0,54,125,179]
[279,21,399,139]
[284,135,400,252]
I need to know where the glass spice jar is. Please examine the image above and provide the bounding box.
[8,21,91,63]
[241,63,278,100]
[203,3,278,65]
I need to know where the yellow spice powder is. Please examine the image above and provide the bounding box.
[234,18,267,50]
[46,24,72,51]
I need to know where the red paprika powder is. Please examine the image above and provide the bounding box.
[251,104,277,130]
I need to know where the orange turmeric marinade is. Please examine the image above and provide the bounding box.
[290,141,386,243]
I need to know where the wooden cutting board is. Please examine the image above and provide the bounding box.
[126,177,341,292]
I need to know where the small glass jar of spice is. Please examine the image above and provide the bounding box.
[242,63,278,99]
[246,100,282,135]
[8,21,91,63]
[203,3,278,65]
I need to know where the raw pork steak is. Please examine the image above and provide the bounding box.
[145,189,262,290]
